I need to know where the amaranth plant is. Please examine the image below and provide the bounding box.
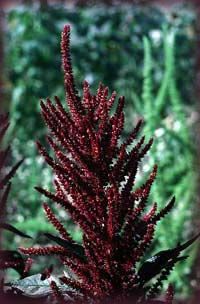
[20,25,199,304]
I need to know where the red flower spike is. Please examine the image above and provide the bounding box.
[23,258,33,277]
[143,203,158,222]
[19,246,67,256]
[50,280,65,303]
[21,25,199,304]
[43,203,73,242]
[165,284,174,304]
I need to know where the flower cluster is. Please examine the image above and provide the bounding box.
[20,26,198,304]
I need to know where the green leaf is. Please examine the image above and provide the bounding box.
[9,274,59,297]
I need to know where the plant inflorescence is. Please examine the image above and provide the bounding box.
[17,25,199,304]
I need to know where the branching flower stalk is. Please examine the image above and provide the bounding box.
[20,25,199,304]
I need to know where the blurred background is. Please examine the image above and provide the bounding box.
[0,0,200,302]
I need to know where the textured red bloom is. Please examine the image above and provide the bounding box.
[20,25,199,304]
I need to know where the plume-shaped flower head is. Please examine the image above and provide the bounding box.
[20,25,199,304]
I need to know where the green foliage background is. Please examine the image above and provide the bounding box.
[129,33,198,296]
[4,2,198,297]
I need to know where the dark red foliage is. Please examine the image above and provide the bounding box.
[19,25,198,304]
[0,114,25,233]
[0,114,32,286]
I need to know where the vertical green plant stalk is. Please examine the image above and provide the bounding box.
[131,31,197,296]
